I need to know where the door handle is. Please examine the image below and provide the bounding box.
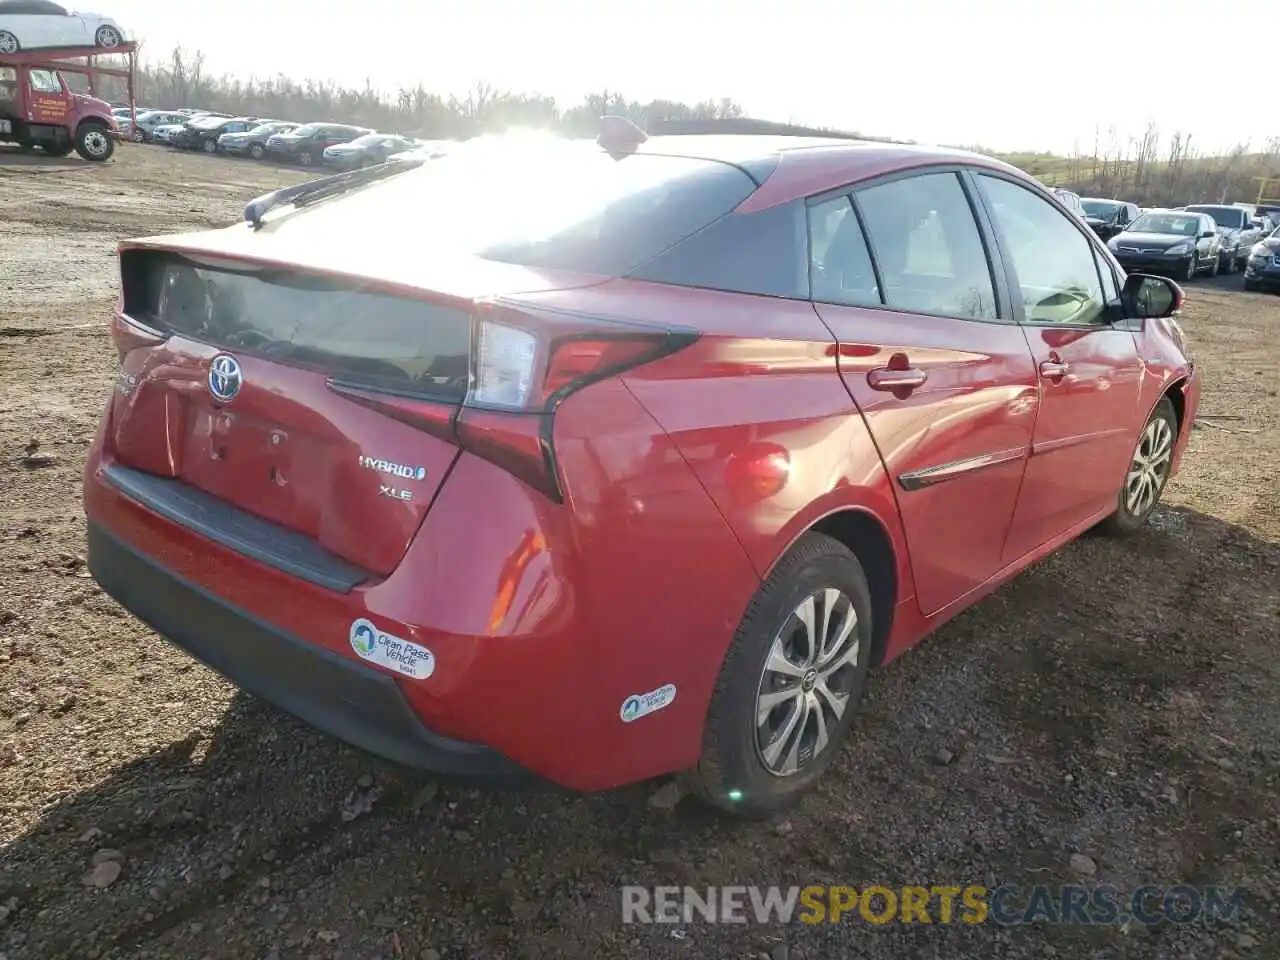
[1039,359,1069,380]
[867,366,927,392]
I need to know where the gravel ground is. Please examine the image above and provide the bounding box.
[1,144,1278,960]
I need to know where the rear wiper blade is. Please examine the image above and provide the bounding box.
[243,157,425,229]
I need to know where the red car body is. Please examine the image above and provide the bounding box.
[84,134,1200,800]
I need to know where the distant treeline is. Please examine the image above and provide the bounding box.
[86,46,1280,204]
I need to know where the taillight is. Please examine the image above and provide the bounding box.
[109,311,166,364]
[456,308,696,499]
[333,303,697,502]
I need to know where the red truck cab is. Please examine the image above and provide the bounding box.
[0,47,123,160]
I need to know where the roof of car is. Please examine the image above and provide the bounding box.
[625,134,1023,211]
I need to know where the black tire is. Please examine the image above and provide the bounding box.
[1181,256,1197,282]
[683,532,874,818]
[73,122,114,161]
[249,143,265,160]
[1097,397,1178,537]
[1243,278,1261,292]
[202,139,217,154]
[297,150,313,166]
[95,25,122,48]
[41,142,73,158]
[1220,252,1234,275]
[132,129,145,143]
[0,30,19,54]
[1207,254,1219,278]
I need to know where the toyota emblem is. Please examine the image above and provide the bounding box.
[208,353,243,402]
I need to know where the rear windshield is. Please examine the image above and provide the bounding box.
[276,138,761,276]
[121,252,471,401]
[1081,200,1121,219]
[1129,213,1200,236]
[1183,205,1245,228]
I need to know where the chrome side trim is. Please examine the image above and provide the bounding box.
[898,447,1027,492]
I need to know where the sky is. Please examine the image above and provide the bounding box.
[98,0,1277,156]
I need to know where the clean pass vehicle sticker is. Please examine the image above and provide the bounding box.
[620,684,677,723]
[349,618,435,680]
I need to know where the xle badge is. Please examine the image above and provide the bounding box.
[380,485,412,502]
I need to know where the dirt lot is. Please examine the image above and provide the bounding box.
[1,144,1278,960]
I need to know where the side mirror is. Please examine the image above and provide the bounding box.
[1122,274,1183,319]
[1199,230,1215,239]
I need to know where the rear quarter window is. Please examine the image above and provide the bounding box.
[628,200,808,298]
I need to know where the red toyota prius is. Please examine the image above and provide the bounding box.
[84,123,1200,817]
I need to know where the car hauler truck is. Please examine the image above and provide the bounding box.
[0,40,136,160]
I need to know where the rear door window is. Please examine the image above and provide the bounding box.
[808,195,880,306]
[853,172,998,320]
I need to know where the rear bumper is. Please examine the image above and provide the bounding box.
[87,521,528,783]
[81,375,760,792]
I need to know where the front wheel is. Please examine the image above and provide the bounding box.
[1219,252,1235,275]
[0,30,19,54]
[684,532,874,818]
[74,122,114,161]
[249,143,265,159]
[1097,398,1177,536]
[1244,278,1261,292]
[1181,256,1197,282]
[202,139,217,154]
[1207,254,1219,277]
[296,150,313,166]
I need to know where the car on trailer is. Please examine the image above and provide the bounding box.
[0,1,126,53]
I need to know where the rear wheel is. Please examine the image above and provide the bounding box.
[95,25,122,48]
[0,30,19,54]
[41,142,73,158]
[684,532,873,818]
[297,150,313,165]
[74,122,114,161]
[132,129,145,142]
[1244,278,1261,292]
[202,139,217,154]
[1098,398,1177,536]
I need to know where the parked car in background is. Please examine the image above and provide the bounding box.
[321,133,417,170]
[85,130,1198,818]
[265,122,370,165]
[1107,209,1220,281]
[1178,204,1266,273]
[130,110,188,143]
[150,122,186,144]
[0,1,126,53]
[174,114,259,153]
[1080,197,1140,241]
[1052,187,1087,219]
[219,120,298,159]
[1244,223,1280,292]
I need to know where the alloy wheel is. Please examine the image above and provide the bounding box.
[755,588,861,777]
[1125,416,1173,517]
